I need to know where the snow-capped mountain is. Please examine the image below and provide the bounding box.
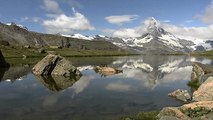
[4,20,211,53]
[60,33,111,41]
[194,40,213,51]
[108,18,194,54]
[61,33,94,40]
[56,18,213,53]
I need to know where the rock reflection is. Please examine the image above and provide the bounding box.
[35,75,81,92]
[0,66,30,82]
[0,68,9,81]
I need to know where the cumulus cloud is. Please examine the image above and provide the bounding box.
[43,8,94,34]
[161,24,213,43]
[105,15,139,25]
[201,1,213,24]
[111,28,141,38]
[104,17,213,41]
[106,82,131,92]
[161,20,171,23]
[43,0,63,14]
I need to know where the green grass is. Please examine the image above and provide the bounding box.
[0,46,137,58]
[187,80,201,90]
[120,111,159,120]
[191,50,213,59]
[0,46,137,66]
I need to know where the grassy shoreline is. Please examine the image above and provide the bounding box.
[190,50,213,59]
[0,46,138,58]
[120,111,159,120]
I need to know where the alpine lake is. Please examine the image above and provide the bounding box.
[0,55,212,120]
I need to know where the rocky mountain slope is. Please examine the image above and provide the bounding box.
[0,22,120,51]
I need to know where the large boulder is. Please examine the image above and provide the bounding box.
[157,101,213,120]
[193,77,213,101]
[32,54,81,77]
[52,58,81,77]
[191,62,213,82]
[168,89,191,102]
[0,50,9,67]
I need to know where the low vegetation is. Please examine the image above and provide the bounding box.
[0,46,135,58]
[120,111,159,120]
[191,50,213,59]
[187,80,201,90]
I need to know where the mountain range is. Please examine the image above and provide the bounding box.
[0,18,212,54]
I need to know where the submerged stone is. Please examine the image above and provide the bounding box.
[168,89,191,102]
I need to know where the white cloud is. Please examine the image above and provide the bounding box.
[106,82,131,92]
[20,17,29,22]
[201,1,213,24]
[111,28,141,38]
[184,20,193,23]
[161,20,171,23]
[103,17,213,41]
[105,15,139,25]
[32,17,41,22]
[43,8,94,34]
[43,0,63,14]
[162,24,213,42]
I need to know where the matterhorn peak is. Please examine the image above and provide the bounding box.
[144,17,160,31]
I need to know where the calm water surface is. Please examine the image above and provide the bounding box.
[0,55,212,120]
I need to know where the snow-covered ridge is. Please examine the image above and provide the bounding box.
[6,23,28,30]
[60,34,110,41]
[194,40,213,51]
[158,34,184,48]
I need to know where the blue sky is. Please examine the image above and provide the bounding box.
[0,0,213,39]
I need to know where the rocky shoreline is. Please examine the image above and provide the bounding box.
[158,62,213,120]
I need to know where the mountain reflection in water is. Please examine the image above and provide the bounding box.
[0,55,212,120]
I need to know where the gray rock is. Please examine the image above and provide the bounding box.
[168,89,191,102]
[52,58,81,77]
[191,62,213,82]
[199,73,213,84]
[0,50,9,67]
[193,77,213,101]
[157,107,191,120]
[158,101,213,120]
[32,54,81,77]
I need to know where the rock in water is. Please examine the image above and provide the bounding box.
[191,62,213,82]
[193,77,213,101]
[94,66,123,76]
[168,89,191,102]
[52,58,81,77]
[32,54,81,77]
[0,50,9,67]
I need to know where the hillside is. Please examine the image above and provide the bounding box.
[0,22,120,51]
